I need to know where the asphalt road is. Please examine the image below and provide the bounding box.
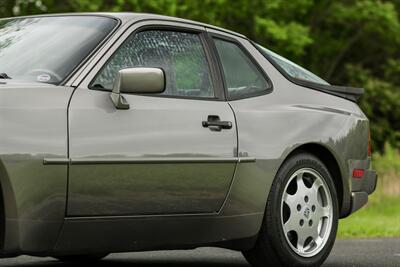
[0,238,398,267]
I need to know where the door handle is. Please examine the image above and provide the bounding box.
[202,115,233,131]
[202,120,233,129]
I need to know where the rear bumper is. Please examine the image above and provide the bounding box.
[352,169,377,195]
[350,169,378,213]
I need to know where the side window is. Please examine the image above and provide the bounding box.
[214,38,271,99]
[92,30,215,98]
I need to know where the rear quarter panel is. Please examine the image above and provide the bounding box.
[221,39,368,222]
[225,83,368,221]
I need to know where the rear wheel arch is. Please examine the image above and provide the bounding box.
[244,151,339,266]
[280,143,346,218]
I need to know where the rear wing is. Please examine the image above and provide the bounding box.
[292,79,364,102]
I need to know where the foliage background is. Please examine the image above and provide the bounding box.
[1,0,400,151]
[1,0,399,237]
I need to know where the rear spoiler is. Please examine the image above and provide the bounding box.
[293,79,365,102]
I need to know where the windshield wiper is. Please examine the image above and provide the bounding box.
[0,73,11,79]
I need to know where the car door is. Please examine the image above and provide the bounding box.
[67,23,240,216]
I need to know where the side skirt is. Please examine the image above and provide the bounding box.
[53,213,263,255]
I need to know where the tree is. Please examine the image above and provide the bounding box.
[1,0,400,151]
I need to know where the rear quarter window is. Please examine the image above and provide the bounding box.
[214,39,271,100]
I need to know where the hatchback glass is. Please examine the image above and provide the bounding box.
[256,44,329,85]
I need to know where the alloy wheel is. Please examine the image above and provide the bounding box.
[281,168,333,257]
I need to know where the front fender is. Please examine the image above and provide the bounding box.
[0,85,73,255]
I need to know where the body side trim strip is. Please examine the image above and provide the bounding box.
[238,157,257,163]
[44,157,256,165]
[43,158,70,165]
[65,211,263,220]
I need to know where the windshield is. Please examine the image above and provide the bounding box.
[256,44,329,85]
[0,16,117,84]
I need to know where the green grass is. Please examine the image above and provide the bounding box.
[337,194,400,238]
[337,143,400,239]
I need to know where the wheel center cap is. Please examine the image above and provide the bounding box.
[304,207,311,219]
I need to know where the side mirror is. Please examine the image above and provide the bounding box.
[110,67,165,109]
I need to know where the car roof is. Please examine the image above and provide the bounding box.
[8,12,247,39]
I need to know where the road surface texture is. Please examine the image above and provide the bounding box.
[0,238,398,266]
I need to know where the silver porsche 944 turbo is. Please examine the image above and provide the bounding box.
[0,13,377,267]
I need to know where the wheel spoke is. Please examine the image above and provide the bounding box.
[311,178,323,191]
[321,206,331,218]
[314,236,323,247]
[296,171,308,193]
[283,217,297,234]
[283,191,297,209]
[310,223,320,240]
[314,203,331,221]
[297,232,307,253]
[308,226,322,251]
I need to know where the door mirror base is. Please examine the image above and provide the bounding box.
[110,92,130,110]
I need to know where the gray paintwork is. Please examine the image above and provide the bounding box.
[0,13,376,257]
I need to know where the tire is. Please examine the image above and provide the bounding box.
[54,253,108,262]
[243,152,339,267]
